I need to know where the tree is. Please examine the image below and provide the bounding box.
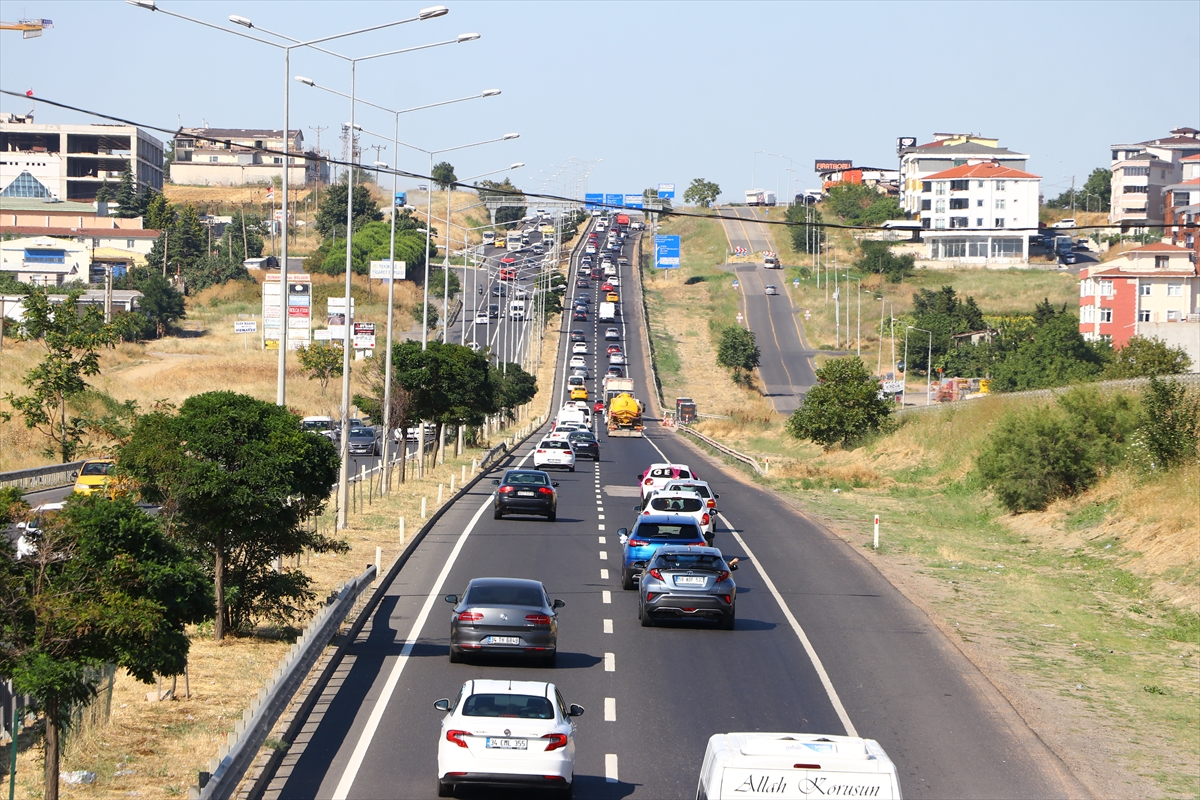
[785,202,825,253]
[476,178,525,227]
[2,289,115,462]
[683,178,720,208]
[0,494,210,800]
[219,209,266,267]
[297,342,344,395]
[111,162,140,218]
[990,306,1109,391]
[428,267,461,299]
[785,357,891,450]
[1102,336,1192,379]
[121,269,185,338]
[493,363,538,420]
[1131,377,1199,471]
[143,191,174,232]
[432,161,457,190]
[1046,167,1111,213]
[823,183,902,226]
[311,218,431,278]
[95,179,112,204]
[716,326,760,383]
[856,240,915,283]
[907,286,986,372]
[314,179,383,239]
[354,367,416,481]
[118,392,344,640]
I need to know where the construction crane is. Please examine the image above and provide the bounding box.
[0,18,53,38]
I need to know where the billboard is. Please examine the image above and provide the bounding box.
[814,160,853,172]
[657,183,675,199]
[585,193,603,209]
[896,136,917,153]
[623,194,644,209]
[262,273,311,349]
[604,193,623,208]
[326,296,355,339]
[353,321,376,350]
[369,259,406,280]
[654,235,681,269]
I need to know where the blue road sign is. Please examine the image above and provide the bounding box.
[585,193,603,209]
[655,235,681,269]
[604,193,623,208]
[623,194,644,209]
[657,183,676,199]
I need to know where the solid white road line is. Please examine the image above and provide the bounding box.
[603,618,613,634]
[605,753,619,783]
[717,511,858,738]
[600,568,609,580]
[604,697,616,721]
[604,652,615,672]
[602,590,611,604]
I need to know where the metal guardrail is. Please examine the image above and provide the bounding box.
[0,460,86,492]
[190,565,377,800]
[677,425,765,476]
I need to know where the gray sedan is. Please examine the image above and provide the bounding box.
[445,577,565,666]
[638,545,738,629]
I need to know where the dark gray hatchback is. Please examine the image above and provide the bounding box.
[445,577,565,666]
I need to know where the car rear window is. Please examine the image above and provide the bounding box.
[633,523,701,540]
[668,483,711,498]
[505,472,548,486]
[650,497,703,513]
[466,584,546,607]
[540,440,572,450]
[462,693,554,719]
[650,468,673,478]
[653,553,722,570]
[80,462,112,477]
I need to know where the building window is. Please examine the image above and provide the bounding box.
[1123,185,1149,194]
[950,217,968,228]
[991,238,1023,258]
[921,199,932,211]
[935,200,946,213]
[23,248,66,264]
[209,156,219,163]
[949,198,969,210]
[1081,278,1095,297]
[949,180,969,191]
[976,218,984,227]
[1099,308,1113,323]
[1174,191,1192,206]
[1081,304,1095,323]
[1155,256,1170,269]
[1138,309,1151,322]
[1099,280,1114,297]
[1124,166,1150,176]
[994,218,1005,228]
[1099,334,1112,343]
[977,181,984,188]
[922,218,931,229]
[976,199,984,207]
[1167,310,1181,321]
[921,181,931,193]
[934,239,967,258]
[273,157,283,164]
[934,219,946,229]
[0,170,53,198]
[1126,206,1147,214]
[1140,283,1152,296]
[935,182,946,195]
[996,181,1006,191]
[1167,282,1183,296]
[995,199,1006,209]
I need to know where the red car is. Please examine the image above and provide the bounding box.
[607,344,622,356]
[593,400,605,413]
[601,282,614,292]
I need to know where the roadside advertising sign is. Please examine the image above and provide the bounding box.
[352,321,376,350]
[327,297,355,339]
[233,320,257,333]
[814,159,853,172]
[370,259,406,281]
[654,235,681,269]
[262,273,311,348]
[896,136,917,153]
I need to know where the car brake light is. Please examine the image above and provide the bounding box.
[458,611,483,622]
[446,730,469,748]
[793,764,822,769]
[538,487,554,495]
[542,733,569,751]
[498,486,514,494]
[536,449,546,454]
[525,614,552,626]
[717,570,730,582]
[629,539,649,547]
[707,499,716,508]
[701,513,710,525]
[644,478,653,485]
[723,594,732,604]
[648,568,663,581]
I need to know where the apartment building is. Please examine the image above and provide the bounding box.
[1109,127,1200,231]
[1079,242,1199,368]
[899,134,1029,219]
[1164,153,1200,260]
[0,113,165,203]
[170,128,325,186]
[917,160,1040,264]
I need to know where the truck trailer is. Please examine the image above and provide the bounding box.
[744,189,777,207]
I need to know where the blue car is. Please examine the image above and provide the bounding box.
[617,514,707,590]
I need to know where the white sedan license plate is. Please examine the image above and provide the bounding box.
[486,636,520,645]
[675,576,706,586]
[486,737,527,750]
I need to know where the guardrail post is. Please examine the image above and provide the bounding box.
[375,547,381,576]
[461,464,467,484]
[421,497,427,519]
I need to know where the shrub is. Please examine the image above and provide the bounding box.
[1131,377,1199,471]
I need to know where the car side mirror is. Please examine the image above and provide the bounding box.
[491,479,500,485]
[433,698,451,712]
[552,599,565,610]
[714,494,720,499]
[568,703,585,717]
[70,471,79,479]
[552,482,560,487]
[633,504,642,512]
[444,594,458,604]
[730,562,739,571]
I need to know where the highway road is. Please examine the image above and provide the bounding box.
[716,207,816,414]
[258,216,1085,799]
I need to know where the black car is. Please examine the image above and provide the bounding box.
[576,278,590,288]
[493,469,559,520]
[488,303,500,318]
[573,309,588,321]
[347,426,380,456]
[491,285,508,297]
[567,430,600,461]
[570,329,586,342]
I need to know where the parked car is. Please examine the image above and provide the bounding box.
[638,545,738,628]
[618,515,708,590]
[533,438,576,472]
[492,469,559,521]
[434,679,584,797]
[444,577,565,664]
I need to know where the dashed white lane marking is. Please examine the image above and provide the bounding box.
[717,511,859,738]
[600,568,609,580]
[598,514,605,520]
[602,590,611,604]
[599,551,608,560]
[603,618,613,634]
[604,697,616,721]
[605,753,619,783]
[604,652,615,671]
[598,524,605,530]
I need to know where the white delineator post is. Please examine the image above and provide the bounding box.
[399,515,405,544]
[874,514,880,550]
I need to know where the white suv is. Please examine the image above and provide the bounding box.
[638,490,715,544]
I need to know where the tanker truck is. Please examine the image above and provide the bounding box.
[605,378,643,437]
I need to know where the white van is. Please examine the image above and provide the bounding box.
[509,300,526,320]
[506,237,521,252]
[696,733,901,800]
[481,230,496,246]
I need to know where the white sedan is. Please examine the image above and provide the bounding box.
[533,438,576,472]
[569,355,587,370]
[572,342,588,355]
[436,679,584,797]
[474,312,489,325]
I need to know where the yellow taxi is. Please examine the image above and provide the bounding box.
[72,458,116,496]
[494,235,506,248]
[570,386,589,401]
[605,291,619,303]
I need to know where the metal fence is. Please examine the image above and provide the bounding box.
[677,425,765,476]
[0,460,85,492]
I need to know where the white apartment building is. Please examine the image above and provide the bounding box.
[0,113,164,202]
[0,235,90,285]
[899,134,1029,219]
[170,128,325,186]
[1109,127,1200,230]
[917,160,1040,264]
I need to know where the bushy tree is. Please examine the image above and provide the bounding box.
[1131,377,1199,471]
[297,342,343,395]
[111,162,140,218]
[311,218,431,278]
[493,363,538,419]
[432,161,457,190]
[785,357,891,450]
[118,392,344,640]
[314,179,383,239]
[113,268,185,338]
[1102,336,1192,379]
[785,202,825,253]
[823,183,902,226]
[1046,167,1111,212]
[683,178,720,208]
[990,304,1108,391]
[856,240,915,283]
[907,286,986,373]
[428,267,461,299]
[716,326,760,383]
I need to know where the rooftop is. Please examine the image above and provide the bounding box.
[0,225,159,238]
[923,160,1040,181]
[905,141,1027,158]
[0,198,98,213]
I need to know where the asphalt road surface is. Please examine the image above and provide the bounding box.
[258,218,1085,799]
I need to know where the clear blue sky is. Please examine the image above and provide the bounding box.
[2,0,1197,204]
